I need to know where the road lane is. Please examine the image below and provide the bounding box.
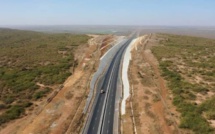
[84,33,137,134]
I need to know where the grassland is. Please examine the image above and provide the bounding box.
[152,34,215,134]
[0,28,89,125]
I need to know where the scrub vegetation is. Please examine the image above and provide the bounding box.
[0,28,89,125]
[152,34,215,134]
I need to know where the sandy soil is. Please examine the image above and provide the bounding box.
[122,34,182,134]
[0,34,116,134]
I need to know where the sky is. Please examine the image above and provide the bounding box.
[0,0,215,26]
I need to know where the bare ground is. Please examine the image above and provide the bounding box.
[122,34,182,134]
[0,34,116,134]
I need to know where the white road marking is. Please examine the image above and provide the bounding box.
[98,51,119,134]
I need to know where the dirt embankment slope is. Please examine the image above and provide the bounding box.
[122,34,181,134]
[0,34,116,134]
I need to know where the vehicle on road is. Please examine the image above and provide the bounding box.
[83,33,136,134]
[100,89,105,94]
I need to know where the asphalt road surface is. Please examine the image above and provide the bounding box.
[84,33,137,134]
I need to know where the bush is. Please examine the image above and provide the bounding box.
[180,112,213,134]
[3,96,15,104]
[0,30,89,124]
[206,111,215,120]
[33,87,51,100]
[155,55,214,133]
[152,34,215,133]
[22,102,33,108]
[0,104,7,110]
[0,105,24,125]
[193,87,209,94]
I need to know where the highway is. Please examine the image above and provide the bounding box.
[83,33,136,134]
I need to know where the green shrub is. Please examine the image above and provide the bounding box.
[3,96,15,104]
[33,87,51,100]
[152,34,215,133]
[206,111,215,120]
[180,112,213,134]
[0,105,24,125]
[22,102,33,108]
[0,104,7,110]
[0,29,89,124]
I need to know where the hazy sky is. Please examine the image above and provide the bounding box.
[0,0,215,26]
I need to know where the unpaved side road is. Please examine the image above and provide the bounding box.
[121,34,181,134]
